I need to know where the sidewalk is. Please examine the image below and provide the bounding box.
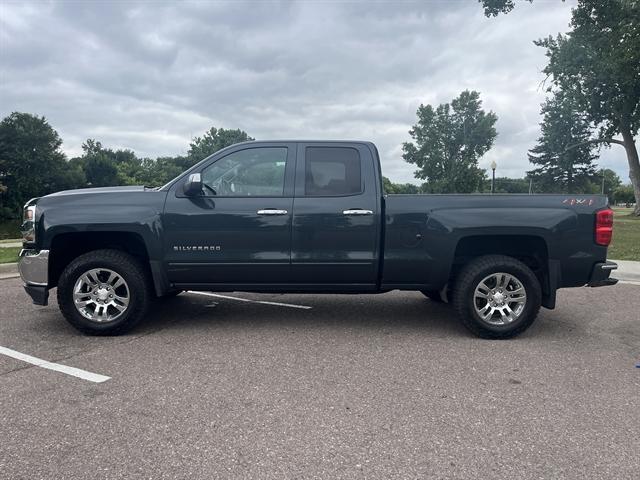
[0,240,21,248]
[612,260,640,284]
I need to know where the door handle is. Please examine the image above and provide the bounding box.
[257,209,288,215]
[343,209,373,215]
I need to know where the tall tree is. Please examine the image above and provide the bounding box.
[527,92,598,193]
[188,127,254,166]
[81,139,119,187]
[402,90,497,193]
[536,0,640,213]
[0,112,70,218]
[600,168,622,198]
[482,0,640,213]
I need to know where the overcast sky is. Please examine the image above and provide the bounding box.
[0,0,632,183]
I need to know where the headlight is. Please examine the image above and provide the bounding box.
[21,203,37,243]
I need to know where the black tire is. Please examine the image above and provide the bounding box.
[452,255,541,339]
[57,249,151,335]
[420,290,444,303]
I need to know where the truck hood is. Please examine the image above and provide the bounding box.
[45,186,151,197]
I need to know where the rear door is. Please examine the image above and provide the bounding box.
[290,142,381,287]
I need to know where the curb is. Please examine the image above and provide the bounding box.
[0,262,19,280]
[610,259,640,283]
[0,262,18,274]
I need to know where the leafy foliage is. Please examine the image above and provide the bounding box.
[0,112,76,218]
[479,0,533,17]
[0,112,255,218]
[382,177,421,194]
[483,176,531,193]
[613,184,635,204]
[188,127,254,166]
[535,0,640,212]
[601,168,622,199]
[527,92,598,193]
[402,90,497,193]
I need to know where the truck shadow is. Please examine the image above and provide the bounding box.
[140,290,570,340]
[144,291,477,338]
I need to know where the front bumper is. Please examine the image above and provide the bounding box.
[587,261,618,287]
[18,249,50,305]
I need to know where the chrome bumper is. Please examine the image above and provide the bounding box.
[19,249,49,286]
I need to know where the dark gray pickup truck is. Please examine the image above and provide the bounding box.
[18,140,618,338]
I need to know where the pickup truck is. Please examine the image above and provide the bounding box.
[18,140,618,338]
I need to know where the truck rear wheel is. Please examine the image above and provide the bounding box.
[452,255,541,339]
[57,249,150,335]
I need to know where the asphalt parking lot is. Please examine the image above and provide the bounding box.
[1,277,639,479]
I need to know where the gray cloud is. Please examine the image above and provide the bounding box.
[0,0,632,183]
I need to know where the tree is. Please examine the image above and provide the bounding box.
[536,0,640,213]
[599,168,622,199]
[482,176,531,193]
[482,0,640,213]
[382,176,421,194]
[613,184,635,205]
[80,139,119,187]
[402,90,497,193]
[0,112,71,218]
[527,92,598,193]
[188,127,254,166]
[479,0,533,17]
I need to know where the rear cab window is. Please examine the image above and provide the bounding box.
[304,147,362,196]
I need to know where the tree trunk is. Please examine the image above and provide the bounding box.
[619,125,640,216]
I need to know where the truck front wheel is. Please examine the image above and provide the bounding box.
[57,249,151,335]
[452,255,541,339]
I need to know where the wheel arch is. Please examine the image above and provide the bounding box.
[48,231,168,296]
[450,234,556,309]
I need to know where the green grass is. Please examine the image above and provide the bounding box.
[608,208,640,261]
[0,246,20,264]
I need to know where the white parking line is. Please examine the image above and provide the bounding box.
[0,346,110,383]
[187,291,312,310]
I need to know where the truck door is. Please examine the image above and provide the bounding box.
[291,143,381,287]
[163,143,295,286]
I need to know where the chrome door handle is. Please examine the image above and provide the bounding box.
[257,209,288,215]
[343,209,373,215]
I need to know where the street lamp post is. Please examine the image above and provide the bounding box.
[491,161,497,194]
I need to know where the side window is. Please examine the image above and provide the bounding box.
[305,147,362,196]
[202,147,287,196]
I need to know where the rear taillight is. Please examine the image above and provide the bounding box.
[595,208,613,246]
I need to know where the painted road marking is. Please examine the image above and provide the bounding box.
[188,291,312,310]
[0,346,110,383]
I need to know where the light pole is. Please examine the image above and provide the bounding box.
[491,161,497,194]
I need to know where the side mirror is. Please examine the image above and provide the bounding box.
[183,173,202,196]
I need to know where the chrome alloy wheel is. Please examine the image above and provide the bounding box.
[473,272,527,326]
[72,268,130,323]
